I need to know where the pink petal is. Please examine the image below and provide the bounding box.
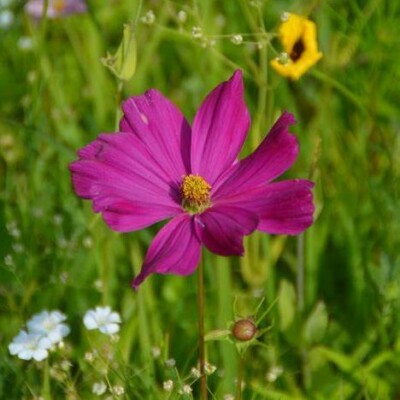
[69,132,181,232]
[213,111,299,197]
[190,70,250,184]
[194,205,258,256]
[120,89,191,183]
[217,180,315,235]
[132,215,201,290]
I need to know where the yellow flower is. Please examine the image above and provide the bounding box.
[271,13,322,80]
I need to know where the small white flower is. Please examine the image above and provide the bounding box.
[177,10,187,23]
[60,360,72,370]
[0,9,13,29]
[191,367,200,378]
[165,358,176,368]
[9,330,52,361]
[231,34,243,45]
[281,11,290,22]
[53,214,63,225]
[151,346,161,358]
[12,242,24,253]
[94,279,103,291]
[85,351,95,362]
[191,26,202,39]
[163,379,174,392]
[205,362,217,375]
[4,254,14,267]
[92,381,107,396]
[27,310,70,344]
[6,221,20,238]
[83,306,121,335]
[83,236,93,248]
[223,395,235,400]
[266,365,283,382]
[179,384,192,395]
[141,10,155,25]
[111,385,124,396]
[277,52,289,65]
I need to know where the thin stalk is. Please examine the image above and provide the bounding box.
[297,234,305,311]
[197,259,207,400]
[235,356,244,400]
[42,358,51,400]
[115,80,124,130]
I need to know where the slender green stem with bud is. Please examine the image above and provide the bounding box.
[197,259,207,400]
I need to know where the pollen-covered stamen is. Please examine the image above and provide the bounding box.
[54,0,66,12]
[180,174,211,214]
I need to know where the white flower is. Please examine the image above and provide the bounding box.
[231,34,243,45]
[191,26,202,39]
[27,310,70,344]
[163,380,174,392]
[92,381,107,396]
[141,10,155,25]
[281,11,290,22]
[83,306,121,335]
[9,330,52,361]
[151,346,161,358]
[191,367,200,378]
[165,358,176,368]
[205,362,217,375]
[266,365,283,382]
[177,10,187,23]
[179,384,192,395]
[0,10,13,29]
[111,385,124,396]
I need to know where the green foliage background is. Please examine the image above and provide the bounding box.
[0,0,399,398]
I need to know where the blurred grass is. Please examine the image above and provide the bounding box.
[1,0,400,398]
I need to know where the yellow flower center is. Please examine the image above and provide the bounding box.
[180,174,211,214]
[54,0,66,12]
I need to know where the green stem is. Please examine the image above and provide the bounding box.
[235,356,244,400]
[297,234,305,311]
[115,80,124,130]
[197,259,207,400]
[42,358,51,400]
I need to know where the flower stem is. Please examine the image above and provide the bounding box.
[197,259,207,400]
[297,233,305,311]
[235,356,244,400]
[42,358,51,400]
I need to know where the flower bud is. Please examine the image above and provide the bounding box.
[232,318,257,341]
[101,24,136,82]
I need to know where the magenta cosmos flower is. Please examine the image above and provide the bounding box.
[69,71,314,290]
[25,0,87,19]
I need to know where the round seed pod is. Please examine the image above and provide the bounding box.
[232,318,257,342]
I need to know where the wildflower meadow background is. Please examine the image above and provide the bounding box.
[1,0,400,399]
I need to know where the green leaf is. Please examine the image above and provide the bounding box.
[303,301,328,345]
[205,329,231,342]
[277,279,296,331]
